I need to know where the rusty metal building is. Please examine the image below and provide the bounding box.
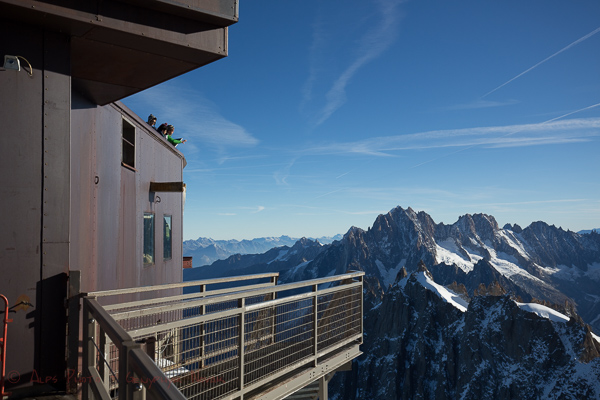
[0,0,238,392]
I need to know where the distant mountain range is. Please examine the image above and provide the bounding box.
[182,234,342,267]
[579,228,600,235]
[184,206,600,399]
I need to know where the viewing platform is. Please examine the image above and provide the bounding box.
[77,272,364,400]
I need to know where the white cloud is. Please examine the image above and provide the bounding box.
[307,0,402,126]
[304,117,600,156]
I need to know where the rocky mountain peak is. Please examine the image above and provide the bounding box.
[394,266,408,283]
[455,212,499,241]
[290,237,319,250]
[416,260,430,275]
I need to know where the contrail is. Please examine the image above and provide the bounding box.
[483,26,600,98]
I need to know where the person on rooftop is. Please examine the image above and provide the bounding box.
[157,123,169,137]
[166,125,186,147]
[147,114,157,128]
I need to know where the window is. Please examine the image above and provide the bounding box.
[143,213,154,265]
[163,215,172,260]
[122,119,135,168]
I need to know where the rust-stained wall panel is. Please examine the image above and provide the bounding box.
[70,94,99,291]
[70,100,184,297]
[0,21,46,384]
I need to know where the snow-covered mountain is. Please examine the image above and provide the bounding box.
[187,205,600,399]
[182,234,342,267]
[282,206,600,332]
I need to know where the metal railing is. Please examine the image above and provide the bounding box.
[79,272,363,400]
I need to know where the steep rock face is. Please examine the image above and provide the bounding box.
[331,268,600,400]
[520,222,599,270]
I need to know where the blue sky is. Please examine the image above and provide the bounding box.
[124,0,600,240]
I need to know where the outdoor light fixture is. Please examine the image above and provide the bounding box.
[3,55,33,76]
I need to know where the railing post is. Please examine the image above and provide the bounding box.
[359,275,364,343]
[99,326,111,393]
[82,297,97,400]
[312,284,318,367]
[239,297,245,397]
[199,284,205,369]
[67,270,81,395]
[121,340,143,400]
[318,375,328,400]
[269,276,277,345]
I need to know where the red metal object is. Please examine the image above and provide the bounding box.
[0,295,12,398]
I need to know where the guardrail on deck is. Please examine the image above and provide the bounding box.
[80,271,364,400]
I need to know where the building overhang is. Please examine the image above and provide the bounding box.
[0,0,238,105]
[149,182,185,192]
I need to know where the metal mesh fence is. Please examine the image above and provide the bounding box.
[85,273,363,400]
[317,285,362,352]
[244,297,314,387]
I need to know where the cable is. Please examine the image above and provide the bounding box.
[16,55,33,77]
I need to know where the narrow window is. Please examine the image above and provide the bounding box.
[143,213,154,265]
[122,119,135,168]
[163,215,172,260]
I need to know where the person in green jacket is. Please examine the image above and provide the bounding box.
[166,125,187,147]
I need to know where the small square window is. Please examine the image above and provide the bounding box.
[164,215,172,260]
[143,213,154,265]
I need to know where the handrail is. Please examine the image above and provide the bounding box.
[104,281,277,312]
[109,272,362,323]
[128,347,187,400]
[88,272,279,297]
[85,297,132,345]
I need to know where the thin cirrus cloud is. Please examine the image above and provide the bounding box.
[445,99,520,111]
[306,0,402,127]
[304,118,600,156]
[237,206,266,214]
[126,83,258,151]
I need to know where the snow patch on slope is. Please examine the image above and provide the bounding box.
[415,271,468,312]
[497,230,531,260]
[553,262,600,281]
[515,302,569,323]
[435,240,479,273]
[267,249,289,264]
[376,259,406,288]
[485,247,545,284]
[288,260,311,275]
